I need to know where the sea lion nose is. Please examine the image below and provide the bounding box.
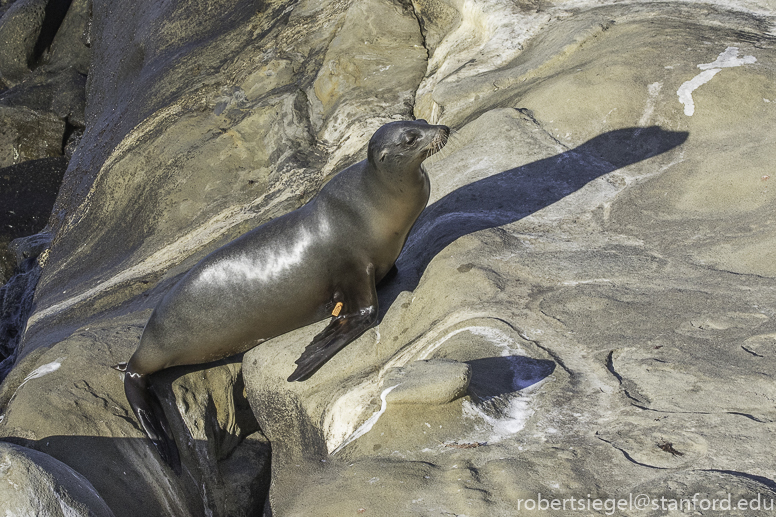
[416,119,428,124]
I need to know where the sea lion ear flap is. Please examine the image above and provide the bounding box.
[379,149,388,162]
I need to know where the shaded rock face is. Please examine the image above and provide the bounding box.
[0,441,115,517]
[0,0,88,377]
[0,0,89,169]
[0,0,775,516]
[0,0,88,398]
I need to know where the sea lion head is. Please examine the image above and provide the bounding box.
[367,119,450,173]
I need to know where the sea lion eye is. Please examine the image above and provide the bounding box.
[405,134,418,145]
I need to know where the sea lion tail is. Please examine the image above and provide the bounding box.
[123,369,181,474]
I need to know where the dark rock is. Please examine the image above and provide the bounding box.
[40,0,91,74]
[0,240,12,285]
[0,106,65,167]
[9,231,52,264]
[1,67,87,126]
[0,156,67,238]
[0,256,41,377]
[0,0,47,87]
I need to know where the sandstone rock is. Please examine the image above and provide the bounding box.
[0,313,249,516]
[0,441,115,517]
[154,359,272,515]
[382,359,471,405]
[309,0,427,171]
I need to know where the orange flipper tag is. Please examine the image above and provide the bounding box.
[332,302,343,317]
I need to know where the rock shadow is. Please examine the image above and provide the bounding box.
[378,125,689,315]
[466,355,556,402]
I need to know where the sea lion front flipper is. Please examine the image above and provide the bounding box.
[288,268,379,382]
[287,307,378,382]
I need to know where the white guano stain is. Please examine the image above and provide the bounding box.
[17,358,64,390]
[677,69,722,116]
[677,47,756,116]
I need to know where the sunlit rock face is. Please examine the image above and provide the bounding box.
[1,0,776,515]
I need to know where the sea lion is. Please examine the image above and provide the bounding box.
[115,119,450,472]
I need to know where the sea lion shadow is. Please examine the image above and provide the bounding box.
[378,125,689,315]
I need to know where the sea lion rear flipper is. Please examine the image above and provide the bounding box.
[124,371,182,474]
[287,306,378,382]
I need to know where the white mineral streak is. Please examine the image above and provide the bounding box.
[324,311,495,452]
[415,0,550,122]
[462,394,534,439]
[638,82,663,126]
[677,47,756,116]
[330,384,400,455]
[324,314,544,452]
[417,325,523,360]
